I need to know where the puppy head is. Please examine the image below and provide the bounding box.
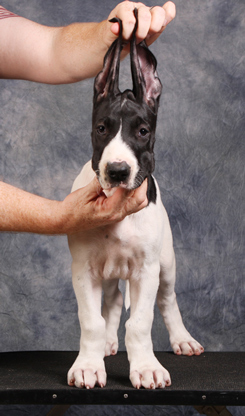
[91,9,162,191]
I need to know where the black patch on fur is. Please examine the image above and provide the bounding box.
[91,97,121,173]
[147,175,157,205]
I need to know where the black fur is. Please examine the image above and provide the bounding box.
[147,174,157,204]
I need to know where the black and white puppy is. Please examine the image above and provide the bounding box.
[68,11,204,390]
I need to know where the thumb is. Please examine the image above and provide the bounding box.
[102,19,121,48]
[102,186,134,210]
[82,176,104,201]
[104,179,148,218]
[109,20,121,37]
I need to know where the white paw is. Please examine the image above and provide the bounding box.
[105,340,118,357]
[129,356,171,389]
[171,333,204,356]
[67,356,107,389]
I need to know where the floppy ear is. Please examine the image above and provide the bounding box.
[93,18,123,104]
[130,8,162,113]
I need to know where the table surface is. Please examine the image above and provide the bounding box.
[0,351,244,406]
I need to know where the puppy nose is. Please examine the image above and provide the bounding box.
[106,161,131,184]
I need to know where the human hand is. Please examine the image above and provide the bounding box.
[59,176,148,235]
[105,1,176,50]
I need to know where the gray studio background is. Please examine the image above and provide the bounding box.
[0,0,244,415]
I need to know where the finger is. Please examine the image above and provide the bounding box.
[109,179,148,217]
[109,21,120,36]
[80,176,103,201]
[148,6,166,35]
[136,5,152,42]
[108,1,176,44]
[163,1,176,27]
[124,179,148,214]
[109,1,138,40]
[146,1,176,46]
[99,180,147,223]
[101,186,134,217]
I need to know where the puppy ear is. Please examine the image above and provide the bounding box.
[130,8,162,113]
[93,18,122,104]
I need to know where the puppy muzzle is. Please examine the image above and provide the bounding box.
[106,161,131,187]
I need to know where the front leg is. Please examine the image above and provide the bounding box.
[125,264,171,389]
[67,261,107,389]
[102,279,123,357]
[157,245,204,356]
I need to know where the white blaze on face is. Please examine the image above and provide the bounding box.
[98,125,139,190]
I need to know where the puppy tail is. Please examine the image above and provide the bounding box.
[125,280,130,311]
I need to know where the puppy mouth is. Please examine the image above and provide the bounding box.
[108,182,129,189]
[97,161,135,190]
[97,174,133,191]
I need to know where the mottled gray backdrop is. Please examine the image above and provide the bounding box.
[0,0,244,415]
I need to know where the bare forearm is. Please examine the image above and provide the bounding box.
[0,17,107,84]
[0,2,176,84]
[0,178,148,235]
[51,21,109,83]
[0,182,63,234]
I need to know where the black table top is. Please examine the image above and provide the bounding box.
[0,351,244,406]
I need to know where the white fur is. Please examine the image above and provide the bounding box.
[67,161,203,390]
[98,125,139,190]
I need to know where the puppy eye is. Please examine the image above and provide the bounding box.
[139,128,149,137]
[97,125,106,134]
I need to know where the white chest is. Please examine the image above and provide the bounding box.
[69,161,168,282]
[69,201,164,282]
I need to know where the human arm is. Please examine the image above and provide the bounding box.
[0,1,176,84]
[0,178,148,235]
[0,1,174,234]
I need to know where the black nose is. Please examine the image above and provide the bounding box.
[106,161,131,184]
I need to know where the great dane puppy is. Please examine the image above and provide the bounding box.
[68,11,204,390]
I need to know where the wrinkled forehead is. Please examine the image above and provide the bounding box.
[92,95,120,123]
[93,93,157,129]
[121,97,157,129]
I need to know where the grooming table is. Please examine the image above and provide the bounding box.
[0,351,244,416]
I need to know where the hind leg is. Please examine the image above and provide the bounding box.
[157,244,204,356]
[102,279,123,356]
